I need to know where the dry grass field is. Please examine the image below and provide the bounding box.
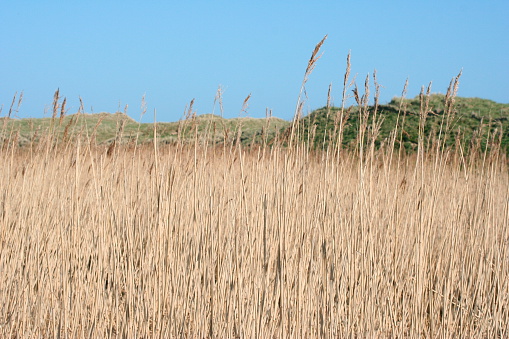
[1,43,508,337]
[0,115,508,338]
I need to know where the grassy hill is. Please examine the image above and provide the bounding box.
[0,112,290,147]
[1,95,508,153]
[296,95,509,153]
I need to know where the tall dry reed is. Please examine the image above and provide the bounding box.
[0,125,507,337]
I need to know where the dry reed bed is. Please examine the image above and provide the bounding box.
[0,138,507,338]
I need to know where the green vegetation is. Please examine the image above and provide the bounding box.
[2,95,507,155]
[2,80,507,156]
[298,95,509,153]
[0,111,290,147]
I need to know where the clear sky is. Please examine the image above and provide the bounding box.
[1,1,508,122]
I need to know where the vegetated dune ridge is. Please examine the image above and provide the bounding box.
[300,95,509,153]
[0,109,291,147]
[1,94,507,152]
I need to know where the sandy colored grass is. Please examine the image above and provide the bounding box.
[0,137,507,337]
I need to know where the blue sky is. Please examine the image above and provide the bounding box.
[1,1,508,122]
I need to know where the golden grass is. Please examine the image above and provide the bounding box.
[0,134,507,337]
